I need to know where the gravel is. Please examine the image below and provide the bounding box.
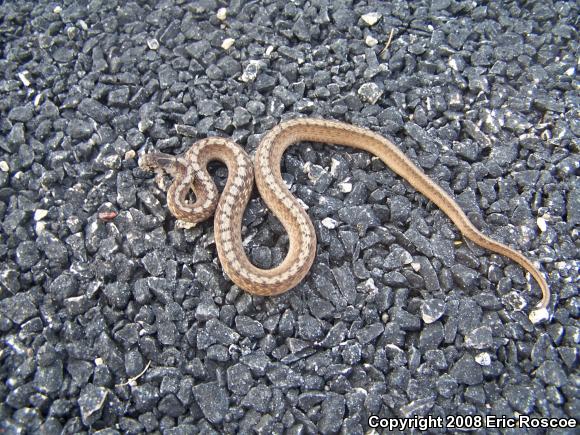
[0,0,578,433]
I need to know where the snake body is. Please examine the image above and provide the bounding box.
[139,118,550,321]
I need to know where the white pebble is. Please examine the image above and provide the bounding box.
[537,216,547,232]
[529,307,549,324]
[362,278,378,292]
[321,217,338,229]
[66,26,78,39]
[475,352,491,366]
[35,221,47,235]
[449,58,459,71]
[103,155,121,169]
[34,209,49,221]
[422,313,436,324]
[330,158,341,176]
[216,7,227,21]
[337,182,352,193]
[241,60,261,82]
[147,38,159,50]
[358,82,383,104]
[448,92,462,107]
[138,120,152,132]
[222,38,235,50]
[361,12,382,26]
[18,71,31,87]
[365,35,378,47]
[0,161,9,172]
[554,261,567,270]
[506,291,527,311]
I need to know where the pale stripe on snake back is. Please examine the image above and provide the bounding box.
[139,118,551,322]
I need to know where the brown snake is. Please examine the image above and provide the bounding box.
[139,118,551,322]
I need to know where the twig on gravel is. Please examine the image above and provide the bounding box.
[115,360,152,388]
[380,29,395,55]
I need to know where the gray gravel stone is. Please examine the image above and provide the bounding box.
[355,323,384,344]
[391,308,421,331]
[78,384,108,425]
[158,394,185,417]
[421,299,446,324]
[451,264,479,289]
[504,384,535,414]
[16,241,40,270]
[204,318,240,346]
[68,119,94,139]
[37,232,68,265]
[465,326,493,350]
[266,364,303,389]
[235,315,265,339]
[0,291,38,324]
[195,297,220,321]
[227,363,254,395]
[297,314,323,341]
[132,384,159,412]
[103,282,131,309]
[450,355,483,386]
[241,384,271,412]
[419,322,444,351]
[192,382,229,424]
[318,392,345,434]
[79,98,114,123]
[319,321,348,348]
[536,360,568,387]
[34,359,63,394]
[8,104,34,122]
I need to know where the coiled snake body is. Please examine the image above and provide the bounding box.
[139,118,550,322]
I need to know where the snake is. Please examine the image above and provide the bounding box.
[139,118,551,322]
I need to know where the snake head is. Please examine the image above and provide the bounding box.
[139,153,185,177]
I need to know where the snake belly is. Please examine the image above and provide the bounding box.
[139,118,551,321]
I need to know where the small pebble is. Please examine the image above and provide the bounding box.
[474,353,491,366]
[18,71,31,87]
[34,209,48,221]
[358,82,383,104]
[338,181,352,193]
[365,35,378,47]
[361,12,382,26]
[221,38,235,50]
[321,217,338,229]
[147,39,159,50]
[537,216,547,232]
[216,8,227,21]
